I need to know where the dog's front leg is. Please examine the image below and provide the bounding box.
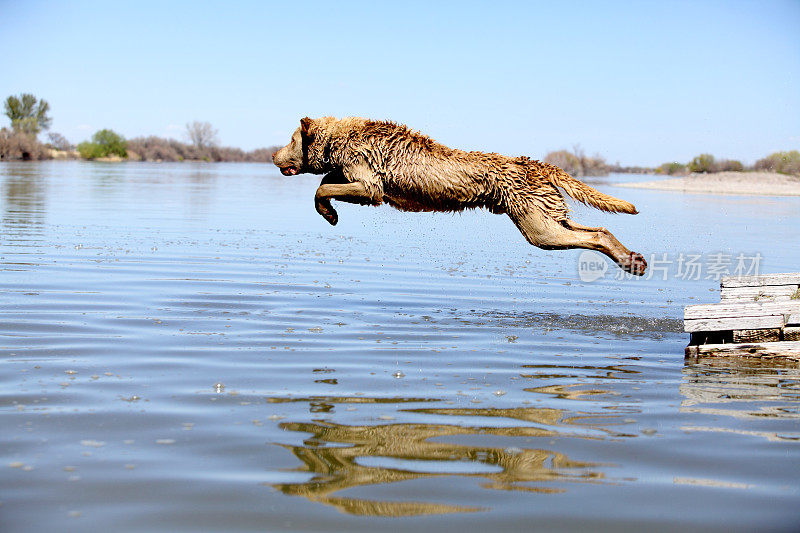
[314,182,376,226]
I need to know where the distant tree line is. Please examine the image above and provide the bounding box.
[127,123,278,162]
[3,92,799,176]
[543,148,798,178]
[1,93,278,162]
[655,151,800,176]
[76,122,278,162]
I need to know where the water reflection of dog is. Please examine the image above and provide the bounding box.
[269,407,610,517]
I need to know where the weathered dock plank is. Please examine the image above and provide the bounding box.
[733,328,781,343]
[684,302,800,320]
[784,327,800,342]
[787,313,800,326]
[721,273,800,288]
[685,341,800,361]
[684,315,785,333]
[719,285,799,302]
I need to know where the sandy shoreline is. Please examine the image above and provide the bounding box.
[616,171,800,197]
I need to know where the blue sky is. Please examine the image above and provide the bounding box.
[1,0,798,166]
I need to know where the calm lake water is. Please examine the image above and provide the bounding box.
[2,161,799,532]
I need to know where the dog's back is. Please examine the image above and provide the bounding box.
[331,119,582,220]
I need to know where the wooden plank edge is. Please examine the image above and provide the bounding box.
[685,341,800,361]
[684,302,800,320]
[720,286,799,300]
[684,315,784,333]
[721,273,800,288]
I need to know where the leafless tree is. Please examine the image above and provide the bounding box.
[47,132,73,151]
[544,144,609,177]
[0,127,49,160]
[185,121,219,150]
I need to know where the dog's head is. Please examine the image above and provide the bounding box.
[272,117,330,176]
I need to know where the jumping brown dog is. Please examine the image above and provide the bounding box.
[273,117,646,275]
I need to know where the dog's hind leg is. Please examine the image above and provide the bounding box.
[510,211,647,275]
[562,219,605,232]
[314,182,378,226]
[560,219,647,273]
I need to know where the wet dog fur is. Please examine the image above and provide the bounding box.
[273,117,646,275]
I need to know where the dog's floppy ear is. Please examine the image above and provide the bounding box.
[300,117,315,138]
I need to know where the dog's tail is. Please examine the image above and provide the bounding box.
[538,161,638,215]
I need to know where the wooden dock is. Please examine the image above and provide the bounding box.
[684,273,800,361]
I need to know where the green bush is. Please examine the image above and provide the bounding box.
[77,129,127,159]
[77,141,105,159]
[655,162,687,175]
[717,159,743,172]
[688,153,716,173]
[754,150,800,176]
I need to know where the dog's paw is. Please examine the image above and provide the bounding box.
[620,252,647,276]
[315,200,338,226]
